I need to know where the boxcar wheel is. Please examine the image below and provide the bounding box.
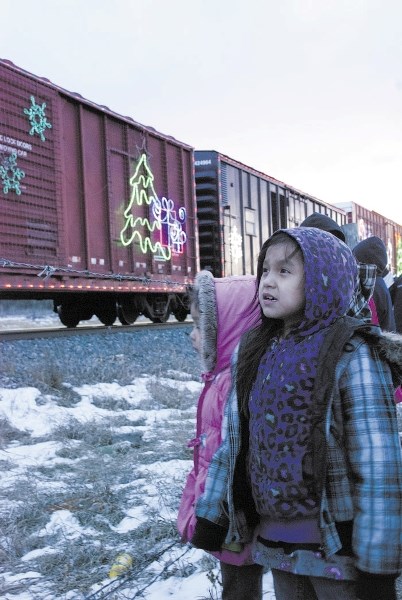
[117,302,140,325]
[57,304,80,328]
[96,309,116,326]
[93,297,117,326]
[173,307,188,322]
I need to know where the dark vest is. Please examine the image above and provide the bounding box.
[234,317,382,522]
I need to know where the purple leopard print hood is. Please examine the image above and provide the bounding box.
[248,227,359,521]
[275,227,358,337]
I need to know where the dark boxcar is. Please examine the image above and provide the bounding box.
[0,59,198,326]
[194,150,346,277]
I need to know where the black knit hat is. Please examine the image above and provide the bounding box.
[352,236,388,275]
[300,212,346,242]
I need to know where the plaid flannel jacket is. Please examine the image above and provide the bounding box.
[195,331,402,575]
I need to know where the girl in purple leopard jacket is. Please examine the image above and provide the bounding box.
[192,228,402,600]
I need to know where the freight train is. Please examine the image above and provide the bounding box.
[1,59,401,327]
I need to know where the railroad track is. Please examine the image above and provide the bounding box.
[0,319,192,342]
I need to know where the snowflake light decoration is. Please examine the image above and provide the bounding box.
[0,151,25,195]
[229,225,243,262]
[23,95,52,141]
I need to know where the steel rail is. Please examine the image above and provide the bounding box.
[0,319,192,342]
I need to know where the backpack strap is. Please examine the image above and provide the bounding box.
[310,316,380,496]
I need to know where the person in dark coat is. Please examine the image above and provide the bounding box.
[352,236,396,332]
[390,274,402,334]
[300,212,345,242]
[390,274,402,401]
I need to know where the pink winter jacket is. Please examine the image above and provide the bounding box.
[177,270,260,565]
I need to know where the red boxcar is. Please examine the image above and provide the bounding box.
[0,59,198,326]
[335,201,402,274]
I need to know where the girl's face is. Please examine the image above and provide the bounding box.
[259,240,305,335]
[189,304,201,354]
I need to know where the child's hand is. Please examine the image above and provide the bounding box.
[190,517,227,551]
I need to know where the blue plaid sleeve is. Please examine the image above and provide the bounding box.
[338,338,402,575]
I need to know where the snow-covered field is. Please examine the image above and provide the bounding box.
[1,302,401,599]
[0,303,275,599]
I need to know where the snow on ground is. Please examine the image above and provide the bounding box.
[0,370,275,599]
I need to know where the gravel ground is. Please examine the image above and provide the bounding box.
[0,325,200,393]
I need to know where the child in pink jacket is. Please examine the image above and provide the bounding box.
[177,270,263,600]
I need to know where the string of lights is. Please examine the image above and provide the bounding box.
[0,258,189,287]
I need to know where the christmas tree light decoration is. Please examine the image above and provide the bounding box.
[120,153,187,261]
[23,95,52,141]
[0,151,25,194]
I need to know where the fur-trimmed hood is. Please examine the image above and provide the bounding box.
[194,270,260,375]
[375,330,402,383]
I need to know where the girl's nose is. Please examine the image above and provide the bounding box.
[264,272,275,286]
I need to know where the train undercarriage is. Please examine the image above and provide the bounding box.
[53,292,190,328]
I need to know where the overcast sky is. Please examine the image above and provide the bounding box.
[2,0,401,224]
